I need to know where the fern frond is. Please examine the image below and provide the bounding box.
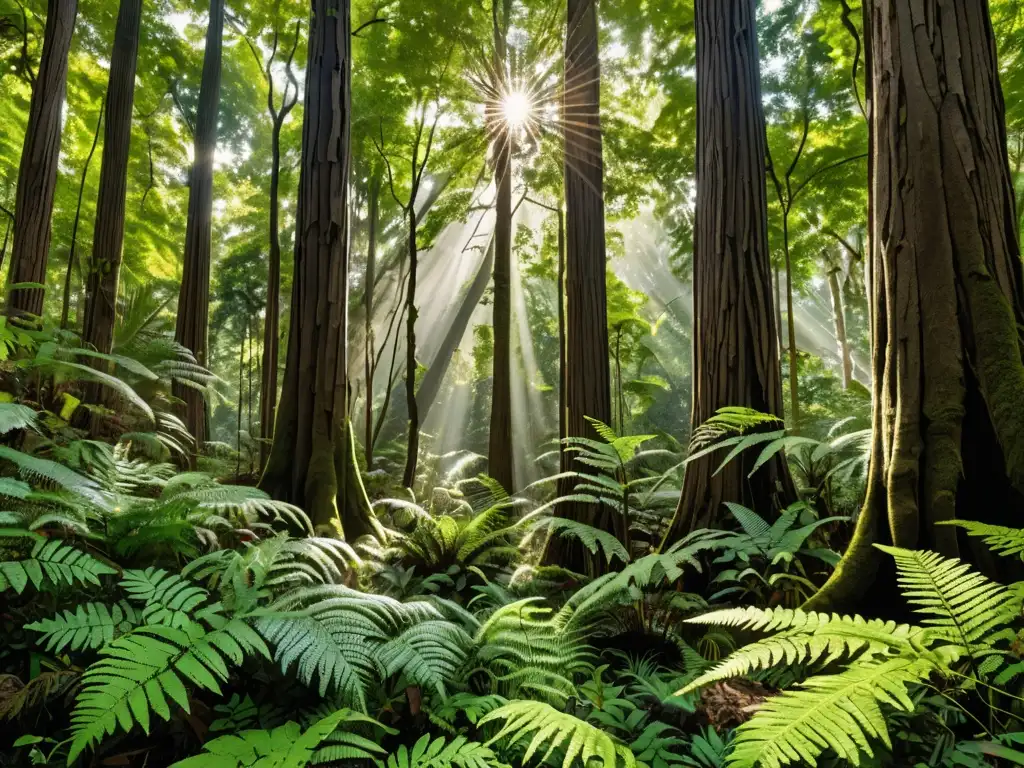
[26,601,140,652]
[120,568,214,627]
[377,733,508,768]
[877,545,1017,654]
[0,446,105,506]
[0,533,117,594]
[938,520,1024,560]
[726,655,951,768]
[480,700,636,768]
[0,402,38,434]
[678,607,932,694]
[533,518,629,567]
[376,620,470,697]
[0,669,79,720]
[68,617,270,762]
[170,708,358,767]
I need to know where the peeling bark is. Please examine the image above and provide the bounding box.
[261,0,380,540]
[8,0,77,320]
[807,0,1024,612]
[662,0,794,546]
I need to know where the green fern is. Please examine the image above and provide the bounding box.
[533,518,630,566]
[0,402,38,434]
[877,544,1017,657]
[726,655,952,768]
[68,616,270,762]
[26,601,140,652]
[169,708,360,767]
[480,699,636,768]
[938,520,1024,560]
[0,446,105,505]
[376,619,470,697]
[120,567,216,627]
[0,532,117,593]
[377,734,508,768]
[678,607,933,694]
[426,692,508,732]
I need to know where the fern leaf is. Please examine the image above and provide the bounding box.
[533,518,629,566]
[678,607,932,694]
[938,520,1024,560]
[376,620,470,698]
[726,656,947,768]
[480,700,635,768]
[26,601,140,652]
[877,545,1017,654]
[0,535,117,594]
[0,403,38,434]
[68,618,269,762]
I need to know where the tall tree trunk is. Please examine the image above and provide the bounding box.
[62,97,104,330]
[543,0,615,576]
[662,0,794,546]
[417,238,494,422]
[488,0,515,493]
[7,0,77,319]
[827,261,852,388]
[401,206,420,489]
[807,0,1024,612]
[262,0,380,540]
[259,21,299,472]
[82,0,142,354]
[260,114,284,471]
[174,0,224,459]
[557,207,566,469]
[363,174,380,467]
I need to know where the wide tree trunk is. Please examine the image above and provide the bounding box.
[7,0,77,319]
[807,0,1024,612]
[662,0,794,546]
[261,0,380,540]
[542,0,615,576]
[81,0,142,354]
[174,0,224,457]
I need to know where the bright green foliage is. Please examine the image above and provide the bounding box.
[169,709,364,768]
[68,617,271,762]
[940,519,1024,560]
[376,734,507,768]
[25,600,140,652]
[376,619,470,697]
[120,567,215,627]
[0,531,117,593]
[480,700,637,768]
[726,656,945,768]
[877,545,1018,658]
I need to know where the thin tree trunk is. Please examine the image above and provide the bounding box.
[827,263,852,388]
[63,97,104,330]
[363,174,380,467]
[543,0,615,576]
[81,0,142,354]
[262,0,380,540]
[662,0,794,546]
[0,219,10,274]
[557,207,566,467]
[237,325,244,480]
[401,206,420,489]
[174,0,224,460]
[807,0,1024,612]
[782,215,799,431]
[487,0,515,493]
[8,0,77,319]
[417,238,494,422]
[259,21,300,472]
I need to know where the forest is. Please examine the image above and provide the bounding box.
[2,0,1024,765]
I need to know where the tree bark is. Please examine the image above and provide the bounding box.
[401,206,420,489]
[81,0,142,354]
[7,0,77,320]
[259,21,300,472]
[542,0,615,576]
[662,0,794,546]
[417,238,494,422]
[261,0,381,540]
[174,0,224,459]
[807,0,1024,612]
[363,174,380,466]
[62,98,104,330]
[827,261,852,389]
